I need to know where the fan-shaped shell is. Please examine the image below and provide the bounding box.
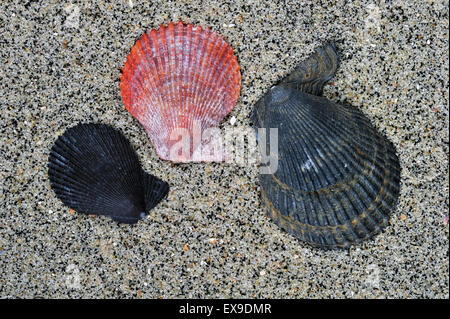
[48,123,169,224]
[252,44,401,249]
[120,22,241,162]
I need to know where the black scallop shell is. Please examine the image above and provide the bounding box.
[252,43,401,249]
[48,123,169,224]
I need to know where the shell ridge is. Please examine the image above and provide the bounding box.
[289,93,362,139]
[178,24,187,127]
[203,52,236,129]
[277,139,304,222]
[52,130,114,190]
[77,125,143,203]
[175,22,184,134]
[185,25,202,135]
[151,28,172,139]
[303,138,375,228]
[196,34,223,130]
[282,125,340,229]
[167,22,179,135]
[139,32,164,137]
[341,149,395,238]
[279,134,305,191]
[284,128,346,229]
[166,23,179,139]
[127,47,150,116]
[160,26,177,134]
[192,28,214,134]
[281,128,316,192]
[216,51,239,110]
[286,95,374,184]
[187,27,207,134]
[353,177,386,230]
[277,95,351,189]
[204,48,235,119]
[134,38,165,138]
[185,27,200,134]
[283,141,321,227]
[200,29,218,125]
[48,155,103,198]
[48,163,99,198]
[124,45,155,129]
[293,96,368,157]
[200,39,235,128]
[49,152,130,216]
[186,25,199,136]
[102,126,144,199]
[150,30,173,157]
[345,187,373,234]
[182,24,193,133]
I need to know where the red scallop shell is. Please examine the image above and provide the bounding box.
[120,22,241,162]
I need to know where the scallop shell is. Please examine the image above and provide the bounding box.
[48,123,169,223]
[252,43,401,249]
[120,22,241,162]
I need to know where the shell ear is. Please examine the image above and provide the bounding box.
[281,42,339,95]
[143,173,170,212]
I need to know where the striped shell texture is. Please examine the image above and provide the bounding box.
[252,43,401,249]
[121,22,241,162]
[48,123,169,224]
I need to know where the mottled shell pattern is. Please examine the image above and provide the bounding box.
[48,123,169,224]
[120,22,241,162]
[252,43,401,249]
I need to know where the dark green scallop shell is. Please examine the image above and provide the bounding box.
[251,43,401,249]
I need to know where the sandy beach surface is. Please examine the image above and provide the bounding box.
[0,0,448,298]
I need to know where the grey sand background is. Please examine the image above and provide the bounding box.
[0,0,448,298]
